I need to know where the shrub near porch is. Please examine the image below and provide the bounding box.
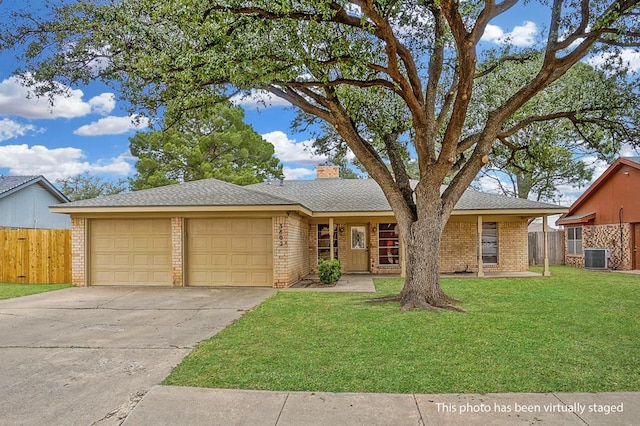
[164,266,640,394]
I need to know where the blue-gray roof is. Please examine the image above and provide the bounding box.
[59,177,297,207]
[248,179,565,212]
[55,177,565,213]
[0,175,69,203]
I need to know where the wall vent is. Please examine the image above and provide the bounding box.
[584,248,609,269]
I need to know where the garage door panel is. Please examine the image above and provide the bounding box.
[190,237,209,250]
[133,254,149,266]
[211,254,228,265]
[250,271,270,284]
[90,219,171,286]
[210,271,228,284]
[114,237,131,249]
[152,254,168,266]
[230,220,249,233]
[113,271,131,282]
[230,271,248,284]
[251,254,270,267]
[187,218,273,287]
[152,237,169,249]
[230,254,247,267]
[251,220,271,234]
[113,254,131,266]
[112,221,132,234]
[251,237,271,251]
[152,271,171,282]
[231,239,249,251]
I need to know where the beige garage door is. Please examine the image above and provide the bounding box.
[90,219,171,286]
[187,218,273,286]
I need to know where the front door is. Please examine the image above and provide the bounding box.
[347,225,369,272]
[634,224,640,270]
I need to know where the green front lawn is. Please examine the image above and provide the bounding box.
[164,266,640,394]
[0,283,71,300]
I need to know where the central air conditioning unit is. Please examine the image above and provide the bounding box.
[584,248,609,269]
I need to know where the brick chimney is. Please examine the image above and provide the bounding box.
[316,165,340,179]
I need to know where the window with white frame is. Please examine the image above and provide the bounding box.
[567,226,582,255]
[317,224,338,261]
[482,222,498,264]
[378,223,400,265]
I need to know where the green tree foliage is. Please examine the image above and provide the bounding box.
[129,105,282,189]
[3,1,639,310]
[473,59,637,201]
[480,122,595,202]
[57,173,127,201]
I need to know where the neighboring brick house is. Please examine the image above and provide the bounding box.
[51,166,566,288]
[557,157,640,271]
[0,175,70,229]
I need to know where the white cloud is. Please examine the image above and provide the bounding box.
[0,144,132,180]
[73,115,149,136]
[482,24,505,43]
[88,93,116,115]
[262,130,327,164]
[481,21,538,47]
[619,143,639,158]
[0,118,39,141]
[0,75,116,119]
[230,90,291,109]
[587,48,640,73]
[283,166,316,180]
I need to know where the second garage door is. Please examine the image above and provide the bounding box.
[187,218,273,286]
[90,219,171,286]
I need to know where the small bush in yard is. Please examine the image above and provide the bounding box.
[318,260,342,285]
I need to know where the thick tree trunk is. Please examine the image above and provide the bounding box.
[397,212,464,312]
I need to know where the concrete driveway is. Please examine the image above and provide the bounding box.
[0,286,274,426]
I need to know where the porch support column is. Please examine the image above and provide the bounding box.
[542,215,551,276]
[477,215,484,277]
[329,217,335,260]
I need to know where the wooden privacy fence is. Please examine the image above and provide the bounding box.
[528,230,565,266]
[0,229,71,284]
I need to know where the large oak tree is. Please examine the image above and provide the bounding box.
[2,1,639,311]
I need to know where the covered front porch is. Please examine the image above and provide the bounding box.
[309,213,557,278]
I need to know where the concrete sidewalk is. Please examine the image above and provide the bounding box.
[123,386,638,425]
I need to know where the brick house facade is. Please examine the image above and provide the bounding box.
[55,169,566,288]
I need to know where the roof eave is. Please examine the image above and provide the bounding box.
[556,212,596,225]
[451,208,569,216]
[50,204,312,216]
[1,176,69,203]
[299,208,569,217]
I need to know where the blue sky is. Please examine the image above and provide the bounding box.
[0,2,638,206]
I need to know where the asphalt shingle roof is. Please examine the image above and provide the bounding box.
[0,175,69,203]
[248,179,393,212]
[60,178,297,207]
[57,177,565,212]
[0,176,39,197]
[248,179,564,212]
